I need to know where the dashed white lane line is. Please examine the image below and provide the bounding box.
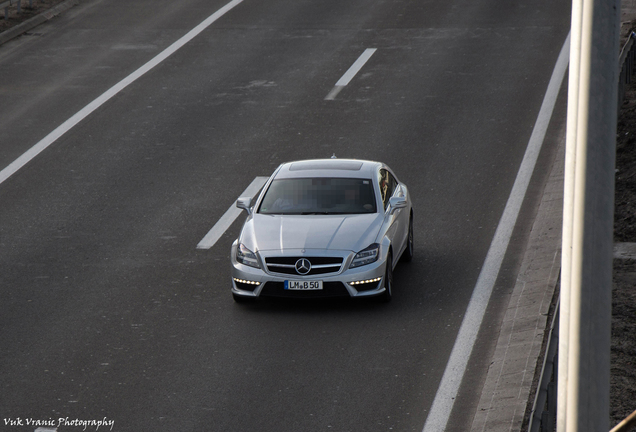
[421,33,570,432]
[196,176,269,250]
[325,48,377,100]
[0,0,244,187]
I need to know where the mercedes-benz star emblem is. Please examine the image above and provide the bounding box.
[295,258,311,275]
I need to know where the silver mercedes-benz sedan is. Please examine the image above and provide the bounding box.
[230,158,413,302]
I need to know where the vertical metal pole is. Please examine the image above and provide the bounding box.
[558,0,583,427]
[560,0,618,430]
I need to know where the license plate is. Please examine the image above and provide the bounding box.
[285,280,323,290]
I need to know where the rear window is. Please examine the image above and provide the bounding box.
[258,178,376,215]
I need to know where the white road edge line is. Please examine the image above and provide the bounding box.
[421,33,571,432]
[0,0,244,187]
[325,48,377,100]
[196,176,269,250]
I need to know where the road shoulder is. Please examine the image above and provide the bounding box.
[469,118,564,432]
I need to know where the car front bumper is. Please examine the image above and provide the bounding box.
[230,241,388,299]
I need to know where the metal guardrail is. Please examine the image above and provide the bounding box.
[528,299,559,432]
[2,0,36,20]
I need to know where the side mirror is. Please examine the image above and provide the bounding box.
[389,196,407,214]
[237,197,253,215]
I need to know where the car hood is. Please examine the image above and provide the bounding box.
[241,213,383,253]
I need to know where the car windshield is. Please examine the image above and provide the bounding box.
[258,178,377,215]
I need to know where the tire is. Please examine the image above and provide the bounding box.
[401,214,414,262]
[380,252,393,303]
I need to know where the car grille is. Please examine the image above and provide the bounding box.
[265,257,344,276]
[261,282,349,298]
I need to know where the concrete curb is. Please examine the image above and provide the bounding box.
[0,0,80,46]
[470,126,565,431]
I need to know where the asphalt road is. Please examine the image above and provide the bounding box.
[0,0,570,431]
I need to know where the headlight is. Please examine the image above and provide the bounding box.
[349,243,380,268]
[236,243,260,268]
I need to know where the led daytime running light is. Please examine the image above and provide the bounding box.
[349,277,382,285]
[233,278,260,285]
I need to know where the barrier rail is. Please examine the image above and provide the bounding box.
[2,0,36,20]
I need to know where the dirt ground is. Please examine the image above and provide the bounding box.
[2,0,636,428]
[611,24,636,426]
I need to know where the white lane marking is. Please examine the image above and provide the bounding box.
[325,48,377,100]
[196,176,269,250]
[0,0,244,187]
[325,86,344,101]
[421,34,570,432]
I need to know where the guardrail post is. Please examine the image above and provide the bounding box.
[16,0,20,14]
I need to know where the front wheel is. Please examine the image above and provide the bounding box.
[380,252,393,303]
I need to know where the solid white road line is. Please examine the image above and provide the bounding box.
[196,176,269,250]
[421,33,571,432]
[0,0,244,187]
[325,48,377,100]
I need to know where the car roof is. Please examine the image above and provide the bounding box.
[273,159,383,179]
